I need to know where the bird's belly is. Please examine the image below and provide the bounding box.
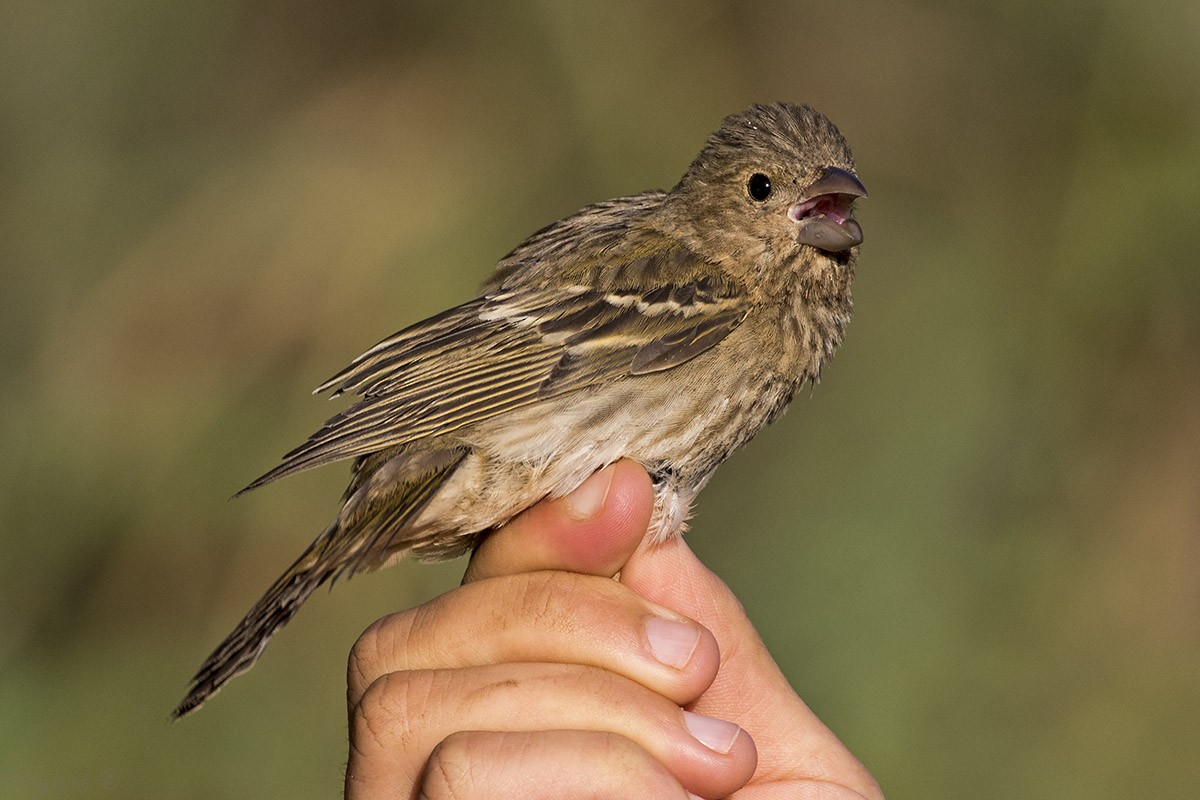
[410,366,795,545]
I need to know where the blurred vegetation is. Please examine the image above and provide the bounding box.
[2,1,1198,797]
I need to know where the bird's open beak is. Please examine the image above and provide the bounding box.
[789,167,867,253]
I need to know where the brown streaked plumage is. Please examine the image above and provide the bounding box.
[174,102,866,718]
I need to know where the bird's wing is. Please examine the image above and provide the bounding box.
[239,256,749,493]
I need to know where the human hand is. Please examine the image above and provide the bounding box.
[618,504,884,799]
[344,459,881,799]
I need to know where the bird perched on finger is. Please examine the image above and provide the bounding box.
[174,101,866,717]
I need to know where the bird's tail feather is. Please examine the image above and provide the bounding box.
[173,449,468,719]
[172,525,338,719]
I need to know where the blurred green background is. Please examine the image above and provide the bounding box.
[3,1,1198,797]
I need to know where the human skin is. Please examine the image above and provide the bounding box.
[344,459,883,799]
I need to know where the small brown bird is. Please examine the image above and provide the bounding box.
[174,102,866,717]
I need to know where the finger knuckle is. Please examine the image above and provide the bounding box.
[418,732,482,800]
[347,610,418,696]
[349,671,430,771]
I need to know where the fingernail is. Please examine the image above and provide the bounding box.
[645,617,700,669]
[566,465,614,520]
[682,710,741,754]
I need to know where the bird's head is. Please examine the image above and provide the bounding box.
[664,102,866,296]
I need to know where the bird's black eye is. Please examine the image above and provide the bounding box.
[747,173,772,201]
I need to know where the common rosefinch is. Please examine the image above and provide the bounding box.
[174,102,866,717]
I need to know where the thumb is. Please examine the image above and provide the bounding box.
[620,535,882,799]
[620,534,789,719]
